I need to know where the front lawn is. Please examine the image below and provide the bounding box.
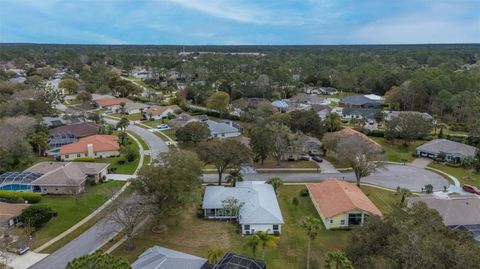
[95,137,140,175]
[428,163,480,187]
[371,137,424,163]
[253,157,319,169]
[112,113,143,121]
[142,119,169,128]
[127,131,149,150]
[31,181,126,249]
[362,186,401,214]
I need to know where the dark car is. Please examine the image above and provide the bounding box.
[312,155,323,163]
[463,184,480,195]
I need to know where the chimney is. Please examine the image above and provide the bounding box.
[87,144,94,157]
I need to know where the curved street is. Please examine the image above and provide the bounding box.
[203,164,450,192]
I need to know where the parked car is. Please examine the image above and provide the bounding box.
[312,155,323,163]
[463,184,480,195]
[156,124,171,130]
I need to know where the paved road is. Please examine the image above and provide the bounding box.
[29,119,168,269]
[203,164,449,192]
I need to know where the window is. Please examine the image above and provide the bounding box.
[65,155,69,158]
[340,220,345,225]
[94,152,97,156]
[329,219,334,224]
[244,225,250,231]
[273,225,279,231]
[77,154,81,157]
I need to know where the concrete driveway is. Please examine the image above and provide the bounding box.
[203,164,449,192]
[6,252,48,269]
[410,158,433,168]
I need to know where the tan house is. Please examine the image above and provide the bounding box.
[0,202,30,227]
[145,105,182,120]
[59,135,120,161]
[26,162,109,194]
[307,180,382,229]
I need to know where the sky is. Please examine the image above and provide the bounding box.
[1,0,479,45]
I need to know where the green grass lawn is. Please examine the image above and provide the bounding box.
[362,186,401,214]
[112,113,143,121]
[127,131,149,150]
[253,157,319,169]
[31,181,126,249]
[371,137,424,163]
[428,163,480,187]
[142,119,169,128]
[95,138,140,175]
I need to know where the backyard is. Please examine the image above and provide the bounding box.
[113,184,398,268]
[31,180,126,249]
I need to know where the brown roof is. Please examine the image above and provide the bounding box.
[146,105,181,116]
[0,202,30,222]
[28,162,109,186]
[334,128,382,151]
[95,98,132,107]
[50,122,99,138]
[60,135,119,155]
[307,180,382,218]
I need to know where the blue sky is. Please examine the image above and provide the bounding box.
[1,0,479,45]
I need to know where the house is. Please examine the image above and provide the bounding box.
[298,135,322,156]
[168,113,201,129]
[131,68,151,80]
[416,139,477,163]
[330,128,383,154]
[307,180,382,229]
[8,77,26,84]
[0,202,29,227]
[91,94,115,101]
[205,120,241,139]
[271,100,289,111]
[95,97,132,108]
[291,93,325,105]
[145,105,182,120]
[111,102,150,115]
[339,94,384,108]
[319,87,338,95]
[59,135,120,161]
[304,87,321,94]
[312,104,333,119]
[384,111,434,122]
[132,246,207,269]
[202,181,284,235]
[407,195,480,241]
[42,116,81,127]
[341,108,378,121]
[25,161,109,194]
[48,122,99,155]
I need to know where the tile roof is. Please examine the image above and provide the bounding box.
[0,202,30,222]
[407,195,480,226]
[307,180,382,218]
[95,98,132,107]
[146,105,181,116]
[49,122,99,138]
[132,246,207,269]
[26,162,109,186]
[59,135,119,155]
[203,181,284,225]
[416,139,477,157]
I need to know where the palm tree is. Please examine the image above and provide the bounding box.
[225,170,243,187]
[116,117,130,145]
[207,249,225,264]
[244,234,260,258]
[301,216,322,269]
[396,187,412,207]
[266,177,284,195]
[255,231,278,261]
[324,113,342,132]
[324,250,354,269]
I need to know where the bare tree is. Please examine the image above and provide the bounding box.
[221,197,244,221]
[106,197,146,251]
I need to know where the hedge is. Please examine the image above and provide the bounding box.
[0,190,41,203]
[72,157,95,162]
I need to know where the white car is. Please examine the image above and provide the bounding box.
[156,124,171,130]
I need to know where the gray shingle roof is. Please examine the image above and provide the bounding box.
[416,139,477,157]
[340,95,383,106]
[206,120,239,135]
[202,182,284,225]
[26,162,109,186]
[132,246,207,269]
[342,108,378,119]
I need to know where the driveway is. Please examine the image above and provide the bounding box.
[6,252,48,269]
[203,164,449,192]
[317,159,339,173]
[410,158,432,168]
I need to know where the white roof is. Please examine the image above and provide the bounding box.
[206,120,239,135]
[202,181,284,225]
[271,100,289,109]
[132,246,206,269]
[364,94,384,101]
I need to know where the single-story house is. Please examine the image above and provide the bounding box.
[407,195,480,241]
[312,105,333,119]
[206,120,241,139]
[416,139,477,163]
[25,161,109,194]
[91,94,115,101]
[299,135,322,156]
[59,135,120,161]
[95,97,132,108]
[111,101,150,115]
[42,116,81,127]
[132,246,207,269]
[341,108,378,121]
[307,180,382,229]
[339,94,384,108]
[202,181,284,235]
[319,87,338,95]
[145,105,182,120]
[384,111,434,122]
[331,128,383,154]
[168,113,201,129]
[271,100,289,111]
[291,93,325,105]
[9,77,26,84]
[0,202,30,227]
[48,122,99,155]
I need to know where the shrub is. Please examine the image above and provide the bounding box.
[72,157,95,162]
[20,205,56,228]
[367,130,385,137]
[121,146,139,162]
[66,250,131,269]
[300,188,309,197]
[0,190,41,203]
[292,197,299,206]
[117,158,126,165]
